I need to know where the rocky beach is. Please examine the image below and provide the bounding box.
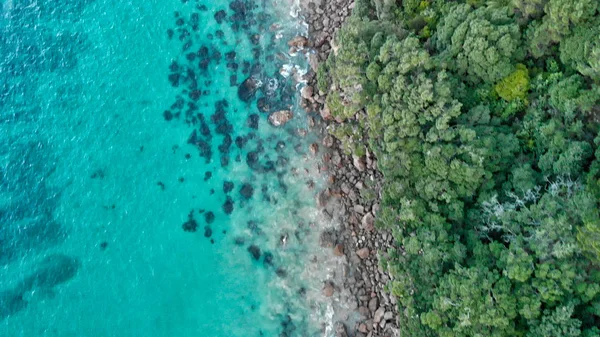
[293,1,401,336]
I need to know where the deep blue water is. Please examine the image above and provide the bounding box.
[0,0,336,336]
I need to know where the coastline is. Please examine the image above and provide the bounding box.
[295,1,400,336]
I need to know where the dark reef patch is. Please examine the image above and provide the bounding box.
[223,181,234,193]
[247,245,261,260]
[204,226,213,238]
[240,183,254,199]
[205,211,215,224]
[214,10,227,24]
[247,114,259,129]
[223,196,234,214]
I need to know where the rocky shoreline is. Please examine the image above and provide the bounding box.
[295,1,400,336]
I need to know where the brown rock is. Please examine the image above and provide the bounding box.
[288,36,309,48]
[358,323,368,333]
[333,243,344,256]
[268,110,293,126]
[322,281,335,297]
[353,155,366,172]
[301,85,314,100]
[361,212,375,231]
[322,135,334,148]
[335,322,348,337]
[374,307,385,323]
[356,247,370,259]
[320,106,332,120]
[309,143,319,155]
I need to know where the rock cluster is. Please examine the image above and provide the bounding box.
[298,1,401,336]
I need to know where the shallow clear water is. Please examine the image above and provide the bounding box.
[0,0,337,336]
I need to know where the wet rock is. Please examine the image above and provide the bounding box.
[240,183,254,199]
[247,245,261,260]
[319,230,336,248]
[316,189,329,207]
[356,247,370,259]
[335,322,348,337]
[238,77,260,102]
[309,143,319,155]
[333,243,344,256]
[288,36,309,48]
[204,226,213,238]
[301,85,313,100]
[204,171,212,181]
[268,110,293,127]
[257,97,270,113]
[322,281,335,297]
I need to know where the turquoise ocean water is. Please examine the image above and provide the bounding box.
[0,0,337,336]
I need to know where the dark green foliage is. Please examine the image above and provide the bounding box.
[323,1,600,337]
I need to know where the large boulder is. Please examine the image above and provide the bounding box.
[268,110,293,126]
[288,36,309,48]
[238,77,260,102]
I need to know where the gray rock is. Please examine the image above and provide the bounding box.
[368,297,379,312]
[353,155,366,172]
[361,212,375,231]
[374,307,385,323]
[319,230,337,248]
[356,247,369,259]
[322,134,334,147]
[335,322,348,337]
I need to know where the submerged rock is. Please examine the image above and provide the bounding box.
[240,183,254,199]
[204,226,213,238]
[205,211,215,224]
[268,110,293,127]
[182,218,198,232]
[223,196,234,214]
[223,181,234,193]
[247,245,261,260]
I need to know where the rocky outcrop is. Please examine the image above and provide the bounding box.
[268,110,293,126]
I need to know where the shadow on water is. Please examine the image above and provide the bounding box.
[0,141,67,265]
[0,254,80,320]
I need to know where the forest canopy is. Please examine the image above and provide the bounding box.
[319,0,600,336]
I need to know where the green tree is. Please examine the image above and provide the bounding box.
[434,4,524,84]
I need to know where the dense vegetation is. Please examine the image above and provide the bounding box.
[318,0,600,336]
